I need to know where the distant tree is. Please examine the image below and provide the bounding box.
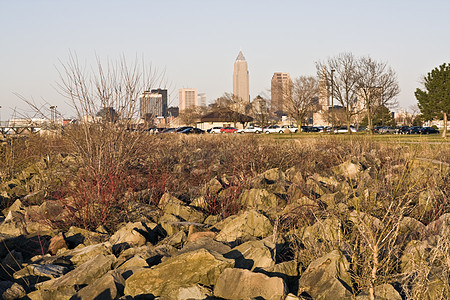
[415,63,450,138]
[356,56,400,133]
[360,106,395,127]
[210,93,252,127]
[316,53,362,133]
[285,76,319,128]
[178,106,204,126]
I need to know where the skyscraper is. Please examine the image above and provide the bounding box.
[271,72,292,115]
[233,51,250,103]
[139,92,163,119]
[150,88,168,117]
[179,88,198,111]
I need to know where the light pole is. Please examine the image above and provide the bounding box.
[330,69,335,129]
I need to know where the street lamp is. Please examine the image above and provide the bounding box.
[330,69,335,129]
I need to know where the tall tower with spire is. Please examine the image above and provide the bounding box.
[233,51,250,103]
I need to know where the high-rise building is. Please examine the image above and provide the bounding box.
[197,93,207,107]
[271,72,292,115]
[139,92,163,119]
[233,51,250,103]
[150,88,168,117]
[179,88,198,110]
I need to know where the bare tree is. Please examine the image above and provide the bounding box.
[285,76,319,128]
[356,56,400,133]
[316,53,361,132]
[210,93,252,127]
[178,106,205,126]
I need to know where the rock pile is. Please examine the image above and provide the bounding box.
[0,161,447,299]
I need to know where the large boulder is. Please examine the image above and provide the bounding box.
[179,237,231,256]
[215,210,273,243]
[124,248,234,297]
[257,260,299,294]
[109,221,158,248]
[72,269,126,300]
[64,226,108,248]
[213,268,287,300]
[66,242,113,266]
[297,250,353,299]
[224,240,275,270]
[164,284,212,300]
[332,160,362,180]
[36,254,116,298]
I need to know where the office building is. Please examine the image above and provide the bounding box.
[179,88,198,110]
[233,51,250,103]
[271,72,292,115]
[139,92,163,119]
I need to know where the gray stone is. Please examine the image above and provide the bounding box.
[109,222,156,247]
[165,284,212,300]
[214,268,287,300]
[159,193,206,223]
[179,236,231,255]
[13,264,68,280]
[66,243,112,266]
[239,188,285,210]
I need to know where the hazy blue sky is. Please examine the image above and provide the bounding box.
[1,0,449,118]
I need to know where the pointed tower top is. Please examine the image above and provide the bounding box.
[236,51,246,61]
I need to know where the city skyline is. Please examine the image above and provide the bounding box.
[1,0,449,119]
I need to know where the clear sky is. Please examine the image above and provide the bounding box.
[1,0,449,119]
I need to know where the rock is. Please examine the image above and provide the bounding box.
[48,232,68,255]
[263,168,286,183]
[165,284,212,300]
[117,255,149,269]
[109,222,157,248]
[213,268,287,300]
[239,188,286,210]
[297,250,353,299]
[203,215,221,226]
[65,226,108,247]
[356,283,402,300]
[215,210,273,243]
[0,210,28,236]
[187,230,215,242]
[66,242,112,266]
[158,193,206,223]
[224,240,275,270]
[426,213,450,236]
[72,269,125,300]
[162,230,186,248]
[190,196,208,210]
[36,254,116,297]
[159,213,186,236]
[257,260,299,294]
[179,237,231,255]
[333,160,362,180]
[0,281,26,300]
[13,264,68,280]
[1,250,23,272]
[202,177,223,195]
[124,248,234,297]
[300,217,342,248]
[397,217,425,246]
[116,244,173,268]
[1,199,24,216]
[39,200,66,222]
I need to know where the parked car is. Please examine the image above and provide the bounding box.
[378,126,396,134]
[407,126,422,134]
[334,126,357,133]
[237,125,263,133]
[180,127,205,134]
[160,128,176,133]
[396,126,410,134]
[418,127,439,134]
[281,125,298,133]
[220,126,238,133]
[207,126,223,134]
[264,125,283,134]
[373,126,384,134]
[175,126,193,133]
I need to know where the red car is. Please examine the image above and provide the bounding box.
[220,127,238,133]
